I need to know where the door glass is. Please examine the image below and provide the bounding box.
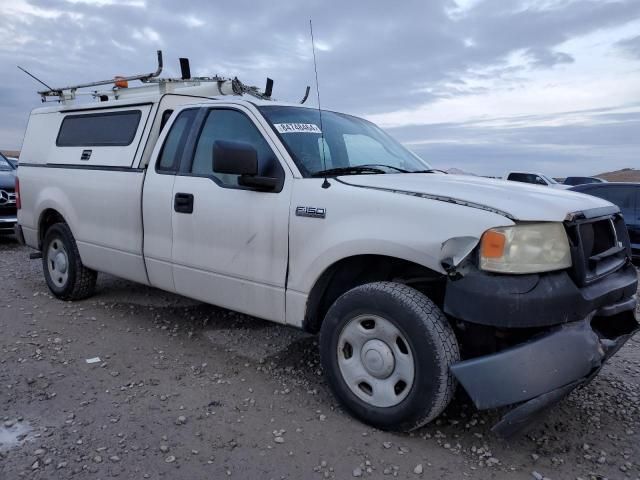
[191,109,282,187]
[157,109,197,173]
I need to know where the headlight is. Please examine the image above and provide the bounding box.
[479,223,572,274]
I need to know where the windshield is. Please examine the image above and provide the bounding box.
[259,106,430,177]
[542,174,558,185]
[0,154,13,171]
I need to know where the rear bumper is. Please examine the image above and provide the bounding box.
[0,215,17,232]
[451,303,638,436]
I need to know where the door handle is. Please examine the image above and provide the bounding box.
[174,193,194,214]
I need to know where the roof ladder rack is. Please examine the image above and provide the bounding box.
[38,50,164,102]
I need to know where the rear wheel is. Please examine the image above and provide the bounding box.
[42,223,97,300]
[320,282,459,432]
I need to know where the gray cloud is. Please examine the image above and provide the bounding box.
[392,107,640,176]
[1,0,639,176]
[616,34,640,58]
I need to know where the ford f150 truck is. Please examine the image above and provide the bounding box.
[15,56,638,436]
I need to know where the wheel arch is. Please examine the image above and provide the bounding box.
[38,208,67,250]
[302,254,446,334]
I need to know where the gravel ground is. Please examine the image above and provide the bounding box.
[1,236,638,480]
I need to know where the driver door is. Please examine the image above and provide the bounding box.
[170,106,291,323]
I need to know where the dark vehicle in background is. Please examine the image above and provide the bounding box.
[570,183,639,260]
[564,176,606,186]
[0,153,18,235]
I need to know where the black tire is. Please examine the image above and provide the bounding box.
[319,281,459,432]
[42,222,97,300]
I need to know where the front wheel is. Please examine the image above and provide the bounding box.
[319,282,460,432]
[42,223,97,300]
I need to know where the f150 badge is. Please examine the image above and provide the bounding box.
[296,206,326,219]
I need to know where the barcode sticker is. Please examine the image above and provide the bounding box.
[274,123,322,134]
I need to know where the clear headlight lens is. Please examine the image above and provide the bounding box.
[479,223,572,274]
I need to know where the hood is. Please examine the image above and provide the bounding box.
[0,170,16,190]
[338,173,614,222]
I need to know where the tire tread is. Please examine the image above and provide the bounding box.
[42,223,97,301]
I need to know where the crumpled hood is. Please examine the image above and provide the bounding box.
[340,173,614,222]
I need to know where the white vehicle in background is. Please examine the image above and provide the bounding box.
[503,171,570,189]
[15,52,638,436]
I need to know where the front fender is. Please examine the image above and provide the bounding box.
[287,178,513,295]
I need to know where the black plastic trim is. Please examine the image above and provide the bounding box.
[13,224,25,245]
[18,163,144,172]
[444,263,638,328]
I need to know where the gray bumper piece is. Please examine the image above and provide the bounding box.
[451,320,604,410]
[450,309,639,436]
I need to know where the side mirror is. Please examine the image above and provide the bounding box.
[212,140,258,176]
[212,140,279,192]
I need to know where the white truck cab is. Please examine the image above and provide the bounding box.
[503,171,570,189]
[15,53,638,436]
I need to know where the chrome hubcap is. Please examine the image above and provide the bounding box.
[47,239,69,288]
[337,314,415,407]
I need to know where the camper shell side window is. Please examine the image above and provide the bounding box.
[56,110,142,147]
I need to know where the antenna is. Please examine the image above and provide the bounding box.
[310,19,330,189]
[17,66,54,92]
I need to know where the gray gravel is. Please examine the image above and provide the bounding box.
[0,236,638,479]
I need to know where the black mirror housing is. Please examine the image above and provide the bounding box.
[212,140,258,176]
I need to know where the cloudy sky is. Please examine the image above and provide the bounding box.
[1,0,639,176]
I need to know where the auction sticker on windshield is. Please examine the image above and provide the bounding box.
[274,123,322,134]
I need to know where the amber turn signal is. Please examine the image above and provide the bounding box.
[481,230,506,258]
[114,76,128,88]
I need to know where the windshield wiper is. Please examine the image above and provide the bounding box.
[357,164,410,173]
[311,166,387,177]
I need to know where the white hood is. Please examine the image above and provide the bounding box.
[339,173,614,222]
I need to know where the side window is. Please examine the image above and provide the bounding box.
[508,173,528,183]
[533,175,547,185]
[156,109,197,173]
[57,110,141,147]
[159,109,174,132]
[191,109,283,188]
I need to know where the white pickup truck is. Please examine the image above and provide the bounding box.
[503,171,570,189]
[15,61,638,436]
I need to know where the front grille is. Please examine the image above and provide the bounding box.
[0,188,16,215]
[579,219,616,259]
[565,213,630,287]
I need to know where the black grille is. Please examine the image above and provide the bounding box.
[565,213,630,287]
[0,188,16,215]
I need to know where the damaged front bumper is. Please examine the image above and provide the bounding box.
[450,302,639,437]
